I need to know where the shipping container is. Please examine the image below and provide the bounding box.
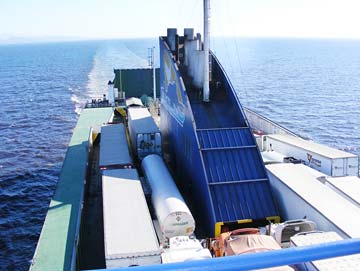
[266,163,360,238]
[290,231,360,271]
[99,124,133,169]
[263,134,358,176]
[127,107,161,160]
[325,176,360,208]
[102,169,160,268]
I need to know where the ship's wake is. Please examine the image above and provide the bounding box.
[85,41,149,102]
[69,86,85,115]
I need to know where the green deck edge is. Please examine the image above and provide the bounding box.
[30,108,113,271]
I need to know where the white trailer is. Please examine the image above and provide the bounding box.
[127,107,161,160]
[102,169,160,268]
[290,231,360,271]
[266,163,360,238]
[325,176,360,208]
[99,124,133,169]
[263,134,358,176]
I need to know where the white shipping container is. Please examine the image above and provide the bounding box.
[266,163,360,238]
[102,169,160,268]
[128,107,162,160]
[263,134,358,176]
[290,231,360,271]
[325,176,360,208]
[99,124,132,169]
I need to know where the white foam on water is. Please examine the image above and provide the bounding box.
[86,42,149,99]
[70,93,81,104]
[71,96,83,115]
[68,41,151,115]
[69,86,86,115]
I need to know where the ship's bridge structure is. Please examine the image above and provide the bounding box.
[159,28,279,236]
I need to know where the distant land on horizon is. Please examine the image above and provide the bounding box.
[0,35,96,45]
[1,34,360,45]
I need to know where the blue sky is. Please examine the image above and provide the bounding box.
[1,0,360,42]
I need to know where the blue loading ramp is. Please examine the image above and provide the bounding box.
[159,37,279,236]
[196,127,278,234]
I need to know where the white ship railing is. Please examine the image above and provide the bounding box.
[91,238,360,271]
[244,107,300,138]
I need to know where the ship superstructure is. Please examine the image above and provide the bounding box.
[159,29,279,236]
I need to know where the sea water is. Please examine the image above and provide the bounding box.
[0,37,359,269]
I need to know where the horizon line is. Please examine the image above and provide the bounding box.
[1,34,360,45]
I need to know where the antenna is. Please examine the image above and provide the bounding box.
[203,0,210,102]
[148,47,156,101]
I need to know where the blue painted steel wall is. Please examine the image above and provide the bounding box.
[159,37,278,236]
[159,38,216,233]
[211,53,249,125]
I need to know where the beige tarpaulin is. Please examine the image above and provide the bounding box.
[225,234,294,271]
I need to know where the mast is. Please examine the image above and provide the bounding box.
[152,46,156,101]
[148,47,156,100]
[203,0,210,102]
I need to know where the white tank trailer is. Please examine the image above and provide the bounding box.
[141,154,195,239]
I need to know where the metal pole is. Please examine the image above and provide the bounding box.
[152,47,156,101]
[203,0,210,102]
[119,70,123,99]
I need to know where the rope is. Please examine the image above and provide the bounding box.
[223,0,250,106]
